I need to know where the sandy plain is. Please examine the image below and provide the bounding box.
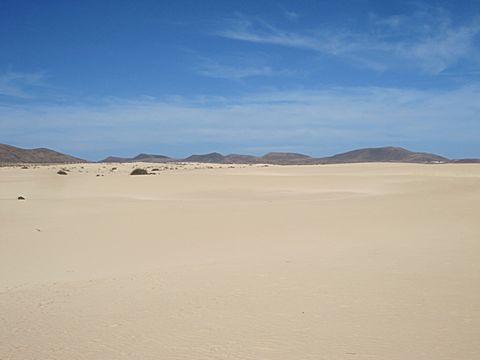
[1,162,479,360]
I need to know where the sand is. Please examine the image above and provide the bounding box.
[1,162,479,359]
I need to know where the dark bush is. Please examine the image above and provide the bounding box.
[17,196,25,200]
[57,170,68,175]
[130,168,148,175]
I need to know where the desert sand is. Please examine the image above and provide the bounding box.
[1,162,479,359]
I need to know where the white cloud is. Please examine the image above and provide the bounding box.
[0,70,47,98]
[196,58,273,79]
[281,7,300,22]
[194,53,303,80]
[217,10,480,74]
[1,85,479,158]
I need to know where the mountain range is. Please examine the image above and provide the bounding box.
[1,143,478,165]
[100,147,452,164]
[0,144,85,164]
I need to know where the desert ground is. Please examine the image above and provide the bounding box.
[1,162,479,360]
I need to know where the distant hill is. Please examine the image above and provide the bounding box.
[101,153,172,163]
[132,153,172,162]
[182,152,313,164]
[5,143,475,165]
[450,158,480,163]
[99,147,461,165]
[224,154,260,164]
[101,156,132,163]
[319,147,448,164]
[0,144,86,164]
[261,152,312,164]
[183,152,226,163]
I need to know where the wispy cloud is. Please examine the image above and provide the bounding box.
[217,9,480,74]
[0,70,47,98]
[280,7,300,22]
[1,85,480,159]
[196,57,273,79]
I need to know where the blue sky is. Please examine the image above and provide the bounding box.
[1,0,480,160]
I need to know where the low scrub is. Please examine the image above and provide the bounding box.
[130,168,148,175]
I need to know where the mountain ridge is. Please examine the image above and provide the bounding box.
[0,144,86,164]
[96,147,476,164]
[2,143,479,165]
[318,146,448,164]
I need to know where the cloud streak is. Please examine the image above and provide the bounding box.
[1,85,480,159]
[196,57,273,79]
[0,70,47,98]
[217,9,480,74]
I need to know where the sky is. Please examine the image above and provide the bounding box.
[1,0,480,160]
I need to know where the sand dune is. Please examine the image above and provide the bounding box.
[1,163,479,359]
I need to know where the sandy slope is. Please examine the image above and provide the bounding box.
[1,162,479,359]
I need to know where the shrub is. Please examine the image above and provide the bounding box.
[130,168,148,175]
[57,170,68,175]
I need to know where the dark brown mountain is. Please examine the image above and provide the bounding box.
[100,147,454,165]
[0,144,86,164]
[132,153,172,162]
[8,143,466,165]
[183,152,226,163]
[261,152,312,164]
[101,156,132,163]
[224,154,260,164]
[319,146,448,164]
[100,153,172,163]
[180,152,314,164]
[450,158,480,163]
